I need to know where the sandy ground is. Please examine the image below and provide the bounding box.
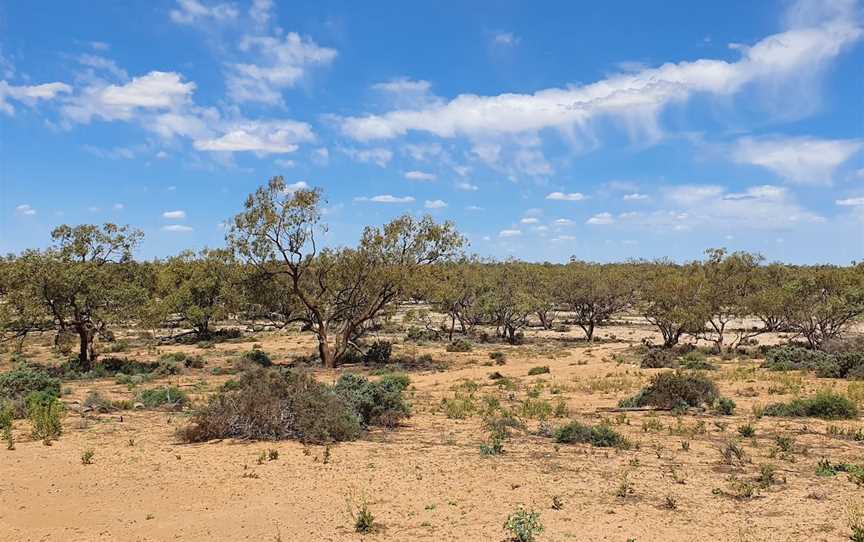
[1,321,863,541]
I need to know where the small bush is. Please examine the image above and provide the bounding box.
[0,401,14,429]
[504,507,544,542]
[446,338,473,353]
[178,367,361,444]
[26,391,63,441]
[0,365,61,410]
[619,370,718,410]
[334,372,411,427]
[679,351,717,371]
[353,503,375,534]
[81,449,95,465]
[714,397,737,416]
[136,386,189,410]
[763,390,857,420]
[554,420,629,448]
[489,351,507,365]
[364,341,392,364]
[640,347,678,369]
[406,327,438,342]
[761,345,830,372]
[237,349,272,368]
[83,390,121,413]
[527,366,550,376]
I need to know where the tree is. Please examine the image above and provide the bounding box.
[639,261,707,348]
[557,262,634,341]
[783,265,864,349]
[477,262,536,344]
[228,177,464,367]
[150,248,240,339]
[0,224,146,371]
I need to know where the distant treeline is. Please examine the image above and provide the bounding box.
[2,177,863,369]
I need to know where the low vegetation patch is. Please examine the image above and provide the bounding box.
[136,386,189,410]
[334,372,410,427]
[553,420,630,448]
[619,370,719,410]
[763,390,857,420]
[527,366,550,376]
[0,364,61,416]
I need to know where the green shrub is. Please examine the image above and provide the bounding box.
[26,391,63,441]
[714,397,736,415]
[504,507,544,542]
[136,386,189,409]
[816,352,864,379]
[763,390,857,420]
[446,338,473,353]
[364,341,392,364]
[619,370,718,410]
[527,366,550,376]
[334,373,411,427]
[406,327,438,342]
[178,367,361,444]
[760,346,830,372]
[679,351,717,370]
[83,390,121,413]
[489,351,507,365]
[0,402,13,430]
[0,365,61,406]
[553,420,629,448]
[238,349,272,368]
[640,347,678,369]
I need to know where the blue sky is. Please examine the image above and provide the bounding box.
[1,0,863,263]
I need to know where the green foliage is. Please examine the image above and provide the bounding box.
[178,367,361,444]
[553,420,629,448]
[238,349,272,368]
[26,391,63,442]
[763,390,858,420]
[714,397,736,415]
[489,351,507,364]
[136,386,189,409]
[527,366,550,376]
[364,341,392,364]
[0,402,14,429]
[446,338,473,352]
[0,365,61,408]
[503,507,544,542]
[334,372,411,427]
[619,370,719,409]
[761,346,830,372]
[353,503,375,534]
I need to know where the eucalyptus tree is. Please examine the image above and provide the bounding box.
[557,261,635,341]
[783,265,864,349]
[227,177,464,367]
[0,224,146,370]
[638,260,708,348]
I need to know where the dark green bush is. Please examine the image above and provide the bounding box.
[763,390,857,420]
[489,351,507,365]
[760,346,830,372]
[364,341,392,364]
[334,372,411,427]
[0,365,61,403]
[640,348,678,369]
[553,420,629,448]
[619,370,719,409]
[238,349,272,368]
[406,327,438,342]
[178,367,361,443]
[446,338,473,353]
[714,397,736,415]
[136,386,189,409]
[528,366,550,376]
[26,391,63,441]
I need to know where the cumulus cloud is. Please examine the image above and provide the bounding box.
[837,197,864,206]
[404,170,436,181]
[162,224,194,232]
[283,181,309,193]
[520,217,539,224]
[226,33,337,104]
[546,191,587,201]
[499,229,522,237]
[586,212,615,225]
[162,210,187,219]
[623,192,649,201]
[732,135,862,184]
[63,71,195,123]
[169,0,238,25]
[456,181,479,191]
[424,199,447,209]
[15,204,36,216]
[491,32,520,48]
[354,195,415,203]
[340,147,393,167]
[194,119,314,154]
[0,81,71,115]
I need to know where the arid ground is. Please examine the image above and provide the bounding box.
[2,318,862,542]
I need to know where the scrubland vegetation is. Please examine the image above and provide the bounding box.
[2,177,864,540]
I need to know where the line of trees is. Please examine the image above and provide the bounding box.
[2,177,863,369]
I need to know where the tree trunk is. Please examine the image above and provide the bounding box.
[77,327,93,371]
[319,338,335,368]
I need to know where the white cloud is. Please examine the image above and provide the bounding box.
[283,181,309,193]
[339,4,861,149]
[63,71,195,123]
[586,212,615,225]
[491,32,520,47]
[623,192,649,201]
[373,77,431,94]
[226,33,337,104]
[546,192,587,201]
[456,181,479,191]
[76,54,128,79]
[112,203,125,210]
[15,204,36,216]
[312,147,330,165]
[194,120,314,154]
[732,136,862,184]
[0,81,71,115]
[837,197,864,206]
[499,229,522,237]
[162,224,194,232]
[466,205,484,211]
[340,147,393,167]
[403,142,443,161]
[169,0,238,25]
[82,144,139,160]
[249,0,274,26]
[424,199,447,209]
[520,217,539,224]
[666,185,724,206]
[554,218,575,226]
[354,195,415,204]
[404,170,436,181]
[163,210,187,219]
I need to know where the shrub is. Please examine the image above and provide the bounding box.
[0,365,61,409]
[364,341,392,364]
[0,401,14,430]
[527,366,550,376]
[353,503,375,534]
[714,397,737,415]
[136,386,189,410]
[26,391,63,441]
[763,390,857,420]
[446,338,473,353]
[489,351,507,365]
[83,390,120,413]
[761,346,830,372]
[178,367,361,443]
[640,347,678,369]
[816,352,864,379]
[406,327,438,342]
[237,349,272,368]
[554,420,629,448]
[504,507,544,542]
[619,371,718,409]
[334,373,411,427]
[678,351,717,371]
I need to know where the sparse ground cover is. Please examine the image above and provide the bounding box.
[2,319,864,541]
